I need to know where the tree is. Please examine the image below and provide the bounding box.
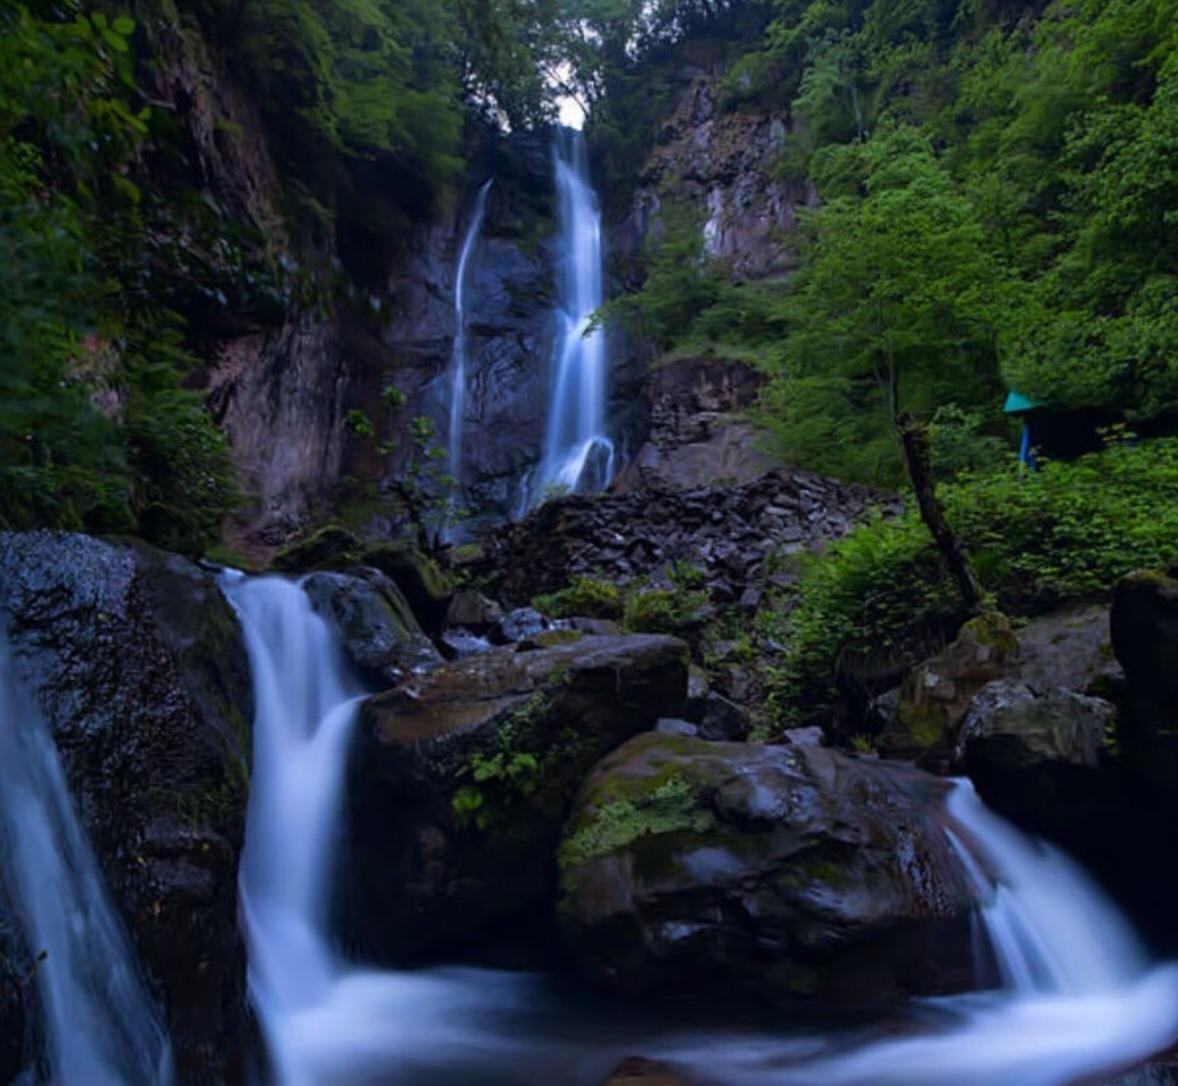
[762,126,1007,486]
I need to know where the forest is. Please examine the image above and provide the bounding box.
[1,0,1178,1083]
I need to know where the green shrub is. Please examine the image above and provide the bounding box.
[533,576,623,620]
[769,438,1178,727]
[623,586,708,634]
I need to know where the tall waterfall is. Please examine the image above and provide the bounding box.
[532,127,614,505]
[447,180,493,489]
[0,628,173,1086]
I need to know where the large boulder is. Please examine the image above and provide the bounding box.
[558,734,974,1007]
[303,566,440,686]
[1110,570,1178,794]
[342,634,690,960]
[271,526,454,631]
[959,680,1111,779]
[0,531,252,1084]
[880,612,1019,761]
[1015,605,1122,699]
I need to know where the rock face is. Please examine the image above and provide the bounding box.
[613,357,775,493]
[472,468,893,606]
[880,613,1020,762]
[614,52,808,281]
[558,733,974,1006]
[303,567,440,686]
[0,532,252,1084]
[1111,571,1178,794]
[342,634,690,960]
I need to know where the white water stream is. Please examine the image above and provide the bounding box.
[223,573,1178,1086]
[0,628,174,1086]
[447,179,493,491]
[531,127,615,505]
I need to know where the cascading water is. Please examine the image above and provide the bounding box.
[225,572,1177,1085]
[0,627,173,1086]
[530,127,615,506]
[447,180,493,492]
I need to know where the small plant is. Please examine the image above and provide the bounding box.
[850,734,876,755]
[452,751,541,830]
[623,586,708,634]
[533,576,624,620]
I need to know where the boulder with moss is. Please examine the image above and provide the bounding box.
[879,612,1019,761]
[304,567,440,686]
[0,531,252,1083]
[558,733,974,1007]
[342,634,690,960]
[271,525,454,630]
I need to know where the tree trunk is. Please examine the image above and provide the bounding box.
[897,412,984,615]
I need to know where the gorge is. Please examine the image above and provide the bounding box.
[1,0,1177,1083]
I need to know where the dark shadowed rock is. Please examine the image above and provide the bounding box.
[602,1056,692,1085]
[445,590,504,632]
[304,567,440,686]
[342,634,690,961]
[0,531,252,1084]
[271,526,454,631]
[558,734,974,1007]
[1111,571,1178,795]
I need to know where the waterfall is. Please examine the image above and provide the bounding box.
[223,571,1178,1085]
[531,127,615,506]
[221,572,552,1086]
[671,779,1178,1086]
[0,627,173,1086]
[447,180,493,490]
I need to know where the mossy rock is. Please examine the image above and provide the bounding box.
[558,733,975,1006]
[342,633,690,962]
[271,525,454,630]
[880,611,1019,761]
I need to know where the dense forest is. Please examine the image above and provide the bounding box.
[3,0,1178,1083]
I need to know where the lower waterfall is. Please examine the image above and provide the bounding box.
[0,628,174,1086]
[224,571,1178,1086]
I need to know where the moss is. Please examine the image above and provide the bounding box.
[530,628,583,647]
[270,524,361,572]
[963,611,1018,656]
[623,587,708,634]
[559,773,714,872]
[534,576,623,620]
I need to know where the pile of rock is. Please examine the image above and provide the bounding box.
[467,468,896,606]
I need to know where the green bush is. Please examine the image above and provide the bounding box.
[533,576,623,620]
[768,438,1178,727]
[623,586,708,634]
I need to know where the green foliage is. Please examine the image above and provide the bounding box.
[768,438,1178,726]
[533,576,624,620]
[759,126,1008,485]
[623,585,708,633]
[0,4,236,553]
[452,751,541,830]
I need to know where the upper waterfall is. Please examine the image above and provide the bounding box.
[531,126,614,506]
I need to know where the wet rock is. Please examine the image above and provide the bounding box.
[304,567,441,686]
[880,613,1019,761]
[492,606,547,645]
[1110,571,1178,795]
[656,718,699,737]
[0,531,252,1083]
[438,629,493,659]
[445,590,504,632]
[342,634,690,961]
[558,734,974,1007]
[564,616,625,637]
[785,726,825,748]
